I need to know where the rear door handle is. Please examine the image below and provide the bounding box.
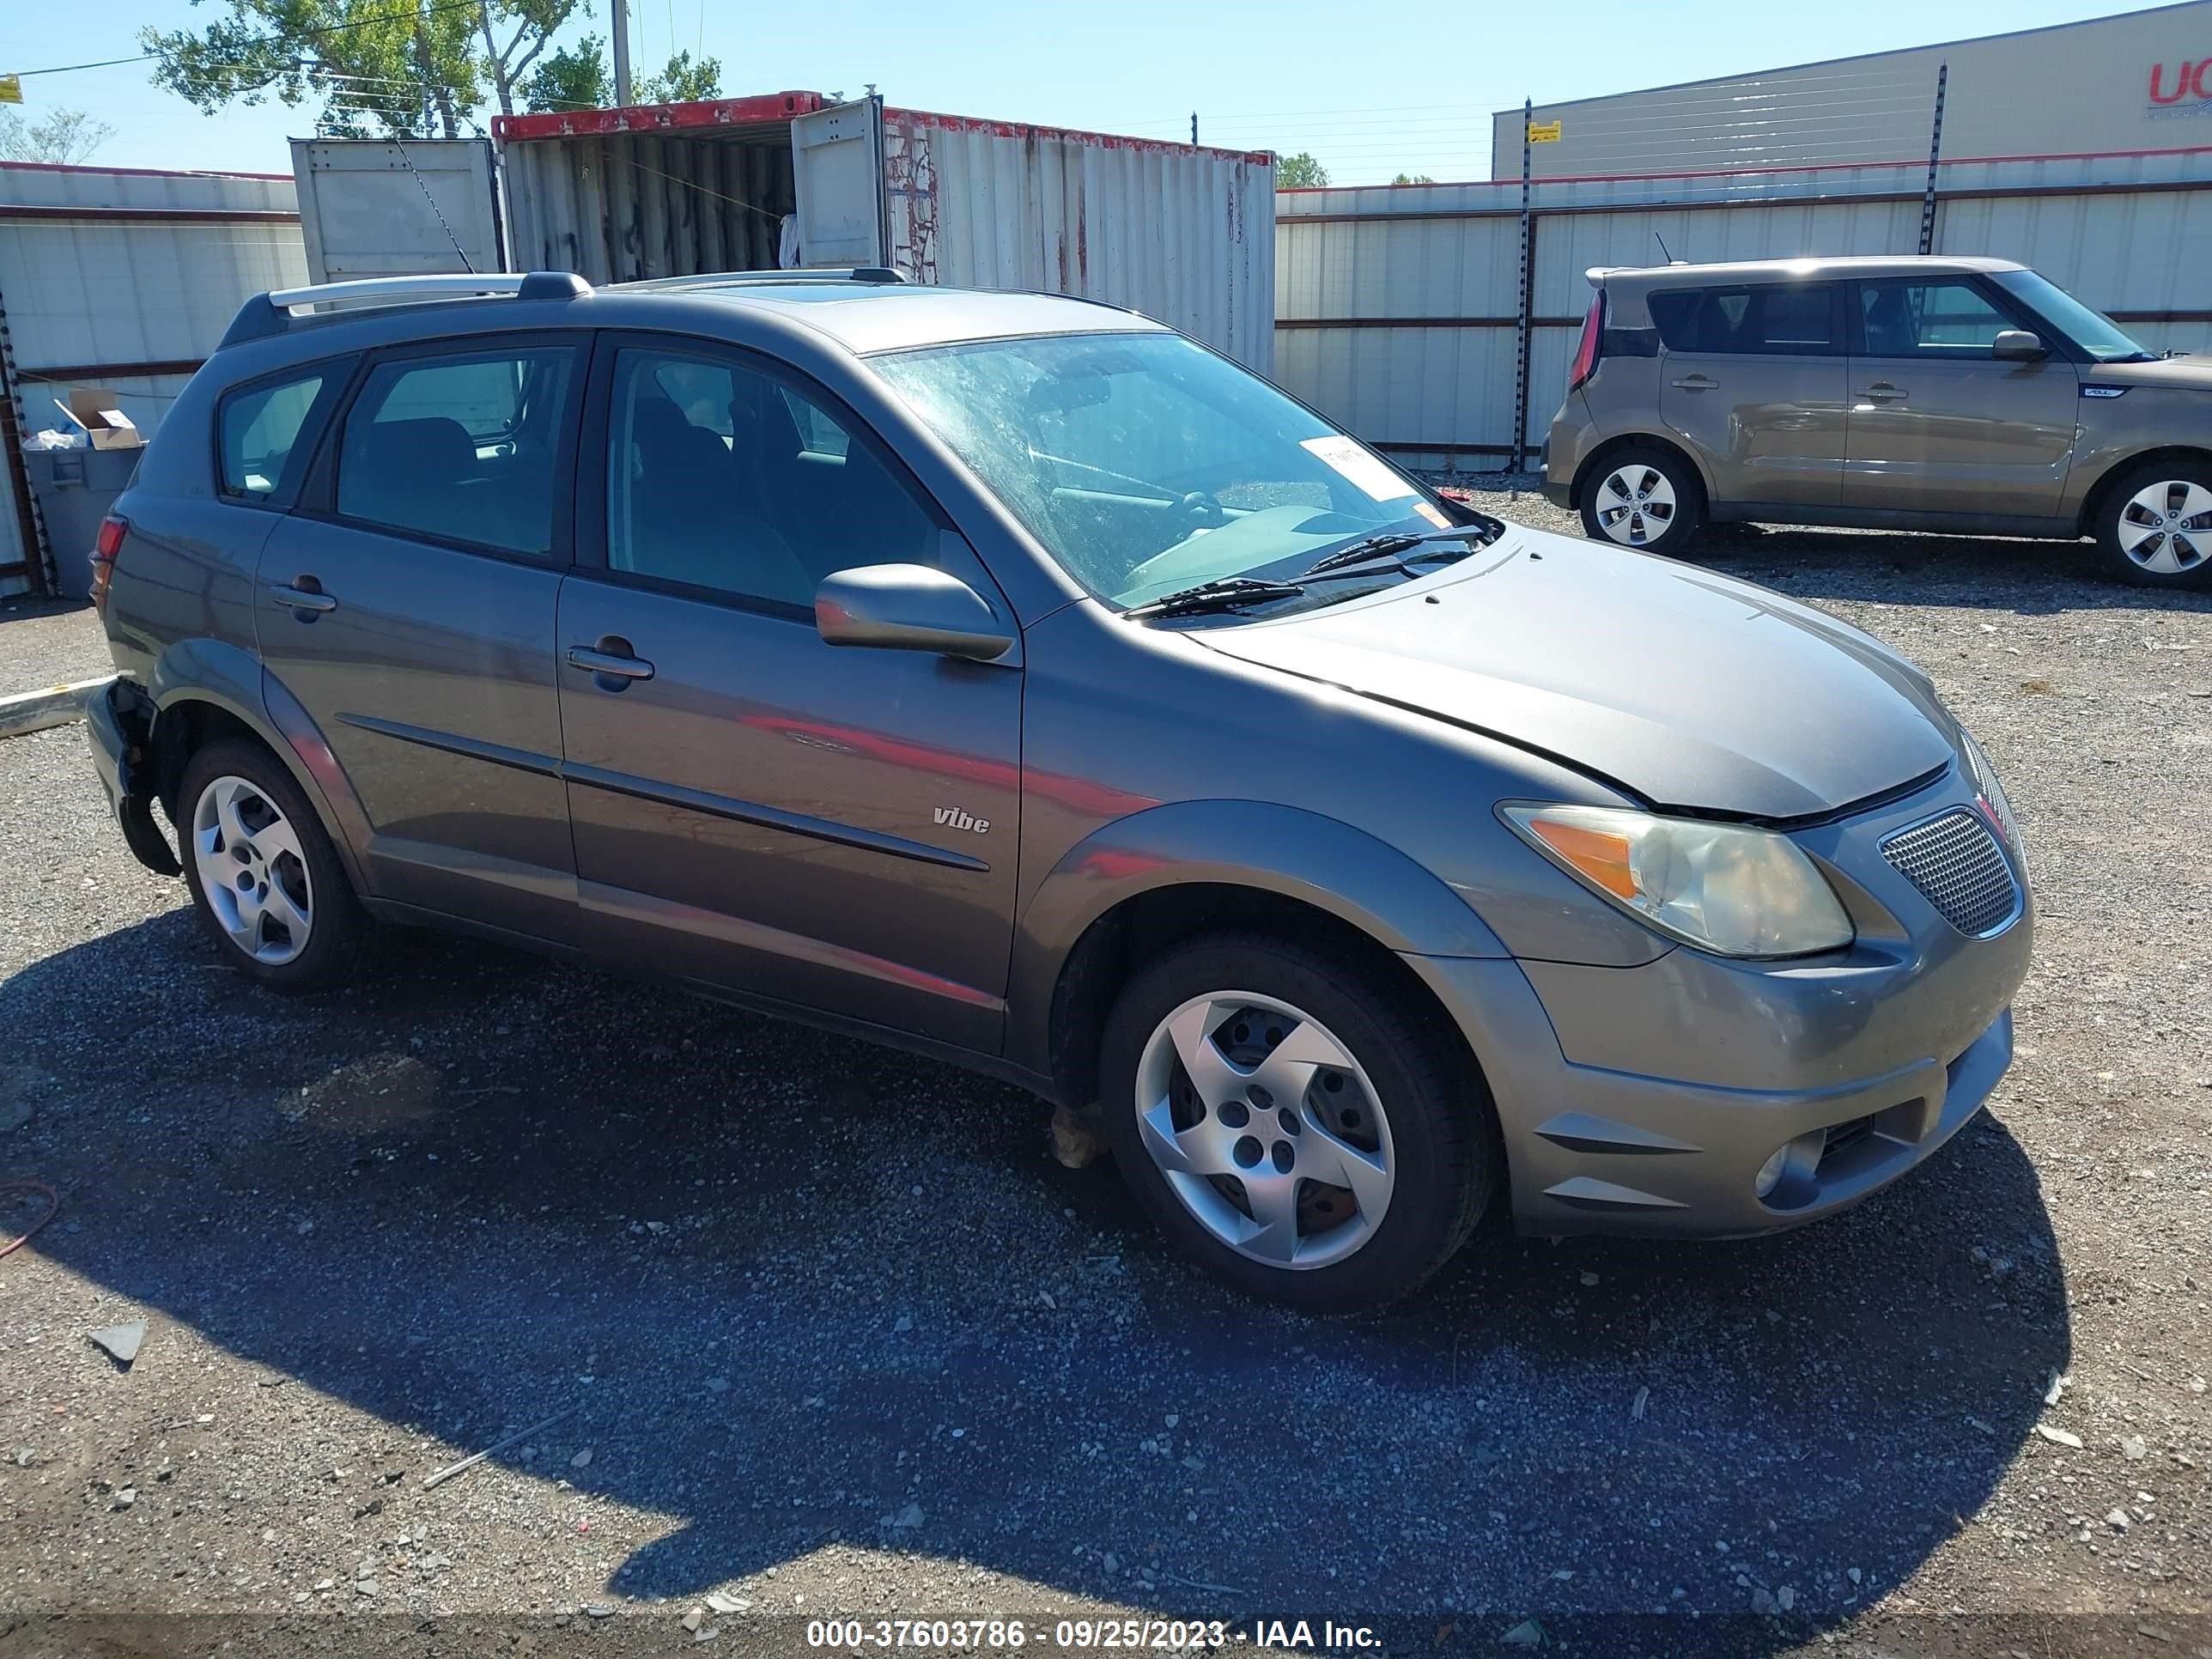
[269,582,337,614]
[1859,382,1908,401]
[566,642,655,684]
[1669,374,1718,390]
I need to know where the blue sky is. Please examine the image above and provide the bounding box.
[0,0,2165,184]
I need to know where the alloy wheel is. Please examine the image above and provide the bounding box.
[1132,991,1394,1270]
[1593,464,1677,546]
[191,775,314,966]
[2117,479,2212,574]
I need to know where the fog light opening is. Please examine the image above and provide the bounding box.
[1753,1143,1791,1200]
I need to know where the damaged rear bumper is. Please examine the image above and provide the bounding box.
[86,680,180,877]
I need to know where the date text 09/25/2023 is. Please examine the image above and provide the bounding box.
[803,1618,1384,1650]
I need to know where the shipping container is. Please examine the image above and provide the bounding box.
[292,93,1275,371]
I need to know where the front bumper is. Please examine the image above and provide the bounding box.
[86,679,180,877]
[1407,770,2033,1237]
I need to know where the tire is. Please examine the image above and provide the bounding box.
[1579,444,1705,557]
[1097,933,1502,1315]
[2092,459,2212,590]
[179,737,370,994]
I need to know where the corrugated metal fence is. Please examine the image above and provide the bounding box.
[0,162,306,595]
[1275,148,2212,471]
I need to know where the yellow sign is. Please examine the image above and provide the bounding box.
[0,76,22,106]
[1527,119,1562,143]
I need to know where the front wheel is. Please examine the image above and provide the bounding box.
[1098,934,1501,1314]
[2094,461,2212,589]
[1579,445,1705,557]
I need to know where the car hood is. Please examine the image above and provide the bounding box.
[2080,354,2212,391]
[1193,526,1959,820]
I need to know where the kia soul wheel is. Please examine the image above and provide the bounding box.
[1099,934,1500,1313]
[1580,446,1705,557]
[2097,460,2212,589]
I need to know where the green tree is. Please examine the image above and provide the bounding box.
[0,107,118,165]
[1390,172,1435,185]
[524,33,609,112]
[1274,151,1329,189]
[637,48,720,104]
[143,1,577,139]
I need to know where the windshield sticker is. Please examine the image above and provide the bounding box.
[1301,435,1416,502]
[1414,501,1451,529]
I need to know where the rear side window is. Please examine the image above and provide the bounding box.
[219,371,330,501]
[334,346,576,558]
[1650,284,1840,356]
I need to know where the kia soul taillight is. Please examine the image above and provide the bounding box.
[1568,291,1605,392]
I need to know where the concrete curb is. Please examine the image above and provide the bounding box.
[0,676,114,740]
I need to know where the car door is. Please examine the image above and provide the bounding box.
[255,334,586,940]
[1842,276,2081,517]
[556,334,1023,1051]
[1651,281,1848,508]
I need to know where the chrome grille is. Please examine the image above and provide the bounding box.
[1881,810,2018,936]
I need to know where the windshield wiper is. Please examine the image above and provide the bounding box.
[1296,520,1502,580]
[1122,576,1307,620]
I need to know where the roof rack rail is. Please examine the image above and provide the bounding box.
[663,266,907,286]
[220,270,592,348]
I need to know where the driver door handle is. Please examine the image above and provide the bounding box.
[1858,382,1908,401]
[269,581,337,614]
[1669,374,1718,390]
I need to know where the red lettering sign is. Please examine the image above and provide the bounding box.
[2148,58,2212,102]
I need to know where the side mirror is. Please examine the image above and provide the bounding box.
[1991,329,2046,362]
[815,564,1016,663]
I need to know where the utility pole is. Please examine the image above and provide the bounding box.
[1190,112,1199,145]
[611,0,634,106]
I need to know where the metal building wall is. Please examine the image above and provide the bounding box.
[1489,1,2212,180]
[0,162,306,594]
[1275,151,2212,470]
[883,111,1275,372]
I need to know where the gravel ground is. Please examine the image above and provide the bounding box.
[0,598,110,695]
[0,515,2207,1659]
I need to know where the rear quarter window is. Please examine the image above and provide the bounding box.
[1649,284,1839,356]
[218,368,339,503]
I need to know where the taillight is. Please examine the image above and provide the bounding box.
[89,514,127,617]
[1568,292,1605,392]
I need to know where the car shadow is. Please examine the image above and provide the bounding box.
[3,910,2070,1646]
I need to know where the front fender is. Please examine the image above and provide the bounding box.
[1006,799,1508,1079]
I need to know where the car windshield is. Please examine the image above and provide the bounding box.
[869,331,1454,611]
[1994,270,2155,363]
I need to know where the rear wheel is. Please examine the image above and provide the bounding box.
[1579,445,1705,557]
[2094,460,2212,589]
[1098,933,1499,1314]
[179,738,369,994]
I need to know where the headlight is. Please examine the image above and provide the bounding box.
[1960,729,2025,866]
[1501,803,1854,958]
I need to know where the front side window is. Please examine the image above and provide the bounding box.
[220,371,327,501]
[334,346,574,556]
[1991,270,2154,363]
[870,331,1449,611]
[605,348,937,611]
[1649,284,1839,356]
[1856,281,2015,357]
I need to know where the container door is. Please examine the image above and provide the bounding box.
[289,137,506,283]
[790,99,888,268]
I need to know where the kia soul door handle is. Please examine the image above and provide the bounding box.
[1670,374,1719,390]
[1859,382,1908,401]
[567,639,655,686]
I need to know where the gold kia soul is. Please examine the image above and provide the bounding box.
[1542,254,2212,589]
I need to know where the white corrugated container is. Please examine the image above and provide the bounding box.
[0,162,308,593]
[490,93,1274,369]
[1275,150,2212,467]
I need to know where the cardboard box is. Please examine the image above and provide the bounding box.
[53,388,143,451]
